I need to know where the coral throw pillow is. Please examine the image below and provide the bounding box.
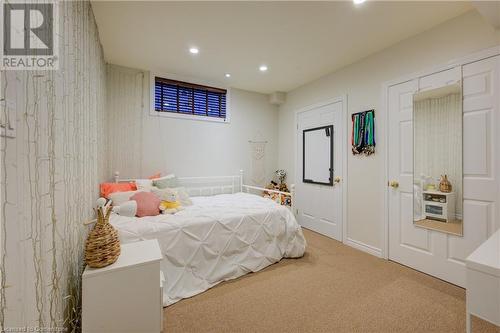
[148,172,161,180]
[130,191,161,217]
[100,182,137,198]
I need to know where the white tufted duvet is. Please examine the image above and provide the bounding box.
[109,192,306,306]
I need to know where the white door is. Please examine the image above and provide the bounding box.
[296,100,344,241]
[388,56,500,287]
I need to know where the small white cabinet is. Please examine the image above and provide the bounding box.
[466,229,500,333]
[82,239,163,333]
[422,190,456,222]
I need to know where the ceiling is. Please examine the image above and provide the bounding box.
[92,1,473,94]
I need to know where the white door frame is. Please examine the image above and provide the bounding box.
[381,45,500,259]
[294,95,348,242]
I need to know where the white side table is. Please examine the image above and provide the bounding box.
[465,229,500,333]
[82,239,164,333]
[422,190,456,222]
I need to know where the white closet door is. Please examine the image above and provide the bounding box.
[388,56,500,287]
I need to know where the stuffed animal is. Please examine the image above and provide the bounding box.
[263,181,279,201]
[159,189,184,214]
[262,180,292,206]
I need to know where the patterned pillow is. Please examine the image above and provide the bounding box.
[130,191,161,217]
[152,187,192,206]
[152,174,177,189]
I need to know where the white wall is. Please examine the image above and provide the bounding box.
[107,65,279,185]
[278,10,500,252]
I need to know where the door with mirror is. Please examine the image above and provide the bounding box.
[388,56,500,287]
[413,84,463,236]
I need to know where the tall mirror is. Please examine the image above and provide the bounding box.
[413,84,463,236]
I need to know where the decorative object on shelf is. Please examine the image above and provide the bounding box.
[85,204,121,268]
[439,174,452,193]
[426,184,436,191]
[351,109,375,156]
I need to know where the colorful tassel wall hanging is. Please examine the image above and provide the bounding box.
[351,110,376,156]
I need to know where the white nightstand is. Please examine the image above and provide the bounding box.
[82,239,164,333]
[422,190,456,222]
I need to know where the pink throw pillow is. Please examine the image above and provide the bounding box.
[130,191,161,217]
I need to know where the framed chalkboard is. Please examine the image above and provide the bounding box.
[303,125,333,186]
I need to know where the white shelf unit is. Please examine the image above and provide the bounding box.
[82,239,164,333]
[422,190,456,222]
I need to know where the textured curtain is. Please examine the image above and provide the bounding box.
[106,65,145,178]
[414,93,462,217]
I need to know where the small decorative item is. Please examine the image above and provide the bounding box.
[85,205,121,268]
[249,140,267,185]
[275,169,287,184]
[439,175,452,193]
[263,171,292,206]
[159,190,183,214]
[352,110,375,156]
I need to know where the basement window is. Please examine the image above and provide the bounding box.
[153,76,228,122]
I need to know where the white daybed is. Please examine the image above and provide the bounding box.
[110,171,306,306]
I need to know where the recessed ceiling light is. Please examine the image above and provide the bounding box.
[259,65,268,72]
[225,73,231,78]
[189,47,199,54]
[353,0,366,4]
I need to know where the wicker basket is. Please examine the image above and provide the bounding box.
[85,206,121,268]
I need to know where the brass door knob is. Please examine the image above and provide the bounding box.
[389,180,399,188]
[334,176,341,184]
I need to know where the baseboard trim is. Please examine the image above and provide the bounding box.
[345,238,382,258]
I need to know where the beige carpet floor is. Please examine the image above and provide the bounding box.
[164,229,499,333]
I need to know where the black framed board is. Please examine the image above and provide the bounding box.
[302,125,334,186]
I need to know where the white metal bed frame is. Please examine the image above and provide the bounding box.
[113,170,295,212]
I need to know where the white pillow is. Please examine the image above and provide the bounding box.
[151,187,193,206]
[135,179,153,191]
[108,190,138,206]
[112,200,137,217]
